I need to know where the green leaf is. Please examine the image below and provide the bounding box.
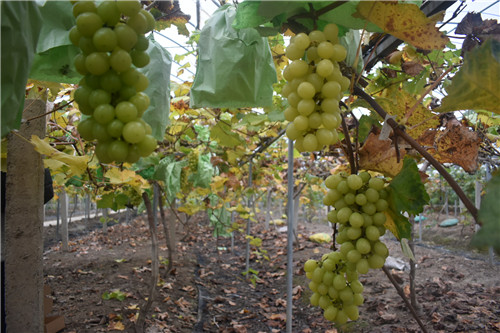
[471,172,500,253]
[153,157,186,201]
[384,209,412,241]
[97,193,114,209]
[1,1,43,138]
[140,34,172,141]
[437,39,500,114]
[389,157,430,215]
[357,115,381,143]
[210,122,242,148]
[191,153,214,188]
[400,238,416,262]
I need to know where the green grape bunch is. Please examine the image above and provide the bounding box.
[281,24,351,152]
[71,0,157,163]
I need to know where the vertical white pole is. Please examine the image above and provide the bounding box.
[286,139,294,333]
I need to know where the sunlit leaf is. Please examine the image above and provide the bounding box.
[356,1,449,50]
[472,172,500,253]
[437,39,500,114]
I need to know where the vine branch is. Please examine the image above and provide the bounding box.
[353,85,480,224]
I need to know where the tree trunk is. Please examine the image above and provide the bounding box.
[4,99,46,333]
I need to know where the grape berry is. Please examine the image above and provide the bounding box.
[72,0,156,163]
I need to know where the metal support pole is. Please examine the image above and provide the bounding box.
[245,160,253,272]
[286,139,294,333]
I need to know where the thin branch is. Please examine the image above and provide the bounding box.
[353,85,480,224]
[24,100,74,122]
[382,266,428,333]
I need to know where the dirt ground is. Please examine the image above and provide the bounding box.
[43,210,500,333]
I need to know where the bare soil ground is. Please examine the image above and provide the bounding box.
[43,210,500,333]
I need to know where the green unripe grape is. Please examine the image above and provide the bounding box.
[321,98,340,114]
[131,50,150,68]
[356,238,371,255]
[339,76,351,92]
[337,207,352,224]
[373,212,387,226]
[331,44,347,62]
[283,106,298,122]
[122,120,146,144]
[297,98,315,116]
[328,251,342,263]
[95,141,112,163]
[93,104,115,125]
[134,35,150,52]
[339,242,355,258]
[349,212,364,228]
[97,1,120,26]
[126,144,142,163]
[312,267,324,284]
[356,258,370,274]
[116,0,141,16]
[78,36,97,55]
[321,112,340,130]
[359,171,371,183]
[115,23,138,51]
[287,92,300,108]
[322,270,335,285]
[368,254,385,269]
[285,123,302,140]
[335,310,348,325]
[288,59,309,78]
[317,41,335,59]
[318,295,332,310]
[92,122,111,141]
[328,286,339,299]
[349,280,364,294]
[285,43,304,60]
[129,92,150,115]
[346,249,361,263]
[333,274,347,291]
[379,188,389,199]
[347,174,363,190]
[303,133,319,152]
[344,304,359,321]
[309,30,326,43]
[323,306,338,322]
[306,73,324,92]
[339,287,354,303]
[93,27,117,52]
[110,48,132,73]
[120,68,140,86]
[345,269,358,283]
[100,70,122,93]
[306,46,320,63]
[323,23,339,43]
[317,283,329,296]
[327,210,338,223]
[294,32,310,49]
[353,293,364,306]
[363,213,373,227]
[115,101,138,123]
[308,280,318,292]
[119,85,137,101]
[85,52,109,76]
[316,59,334,77]
[73,1,97,18]
[346,227,361,240]
[325,174,343,189]
[308,112,322,129]
[297,82,316,99]
[316,128,334,146]
[74,53,88,75]
[336,229,348,244]
[281,83,293,98]
[293,115,308,131]
[108,140,129,162]
[306,271,313,280]
[127,12,148,34]
[77,118,95,141]
[74,85,92,113]
[369,177,385,191]
[355,193,367,206]
[310,292,320,306]
[344,192,356,205]
[365,225,380,241]
[89,89,111,109]
[107,119,125,138]
[321,81,341,99]
[76,12,103,37]
[362,202,377,216]
[376,198,389,212]
[365,188,380,203]
[373,241,389,257]
[304,259,318,273]
[141,9,156,32]
[378,225,387,237]
[322,258,336,272]
[69,26,82,46]
[134,73,149,92]
[336,180,350,194]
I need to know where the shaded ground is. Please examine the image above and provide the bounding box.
[43,211,500,333]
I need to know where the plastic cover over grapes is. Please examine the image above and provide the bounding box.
[190,4,277,108]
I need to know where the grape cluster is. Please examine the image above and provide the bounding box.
[324,172,390,274]
[282,24,351,152]
[70,0,157,163]
[304,252,364,325]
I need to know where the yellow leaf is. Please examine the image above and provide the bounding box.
[105,168,136,184]
[31,135,89,177]
[356,2,449,50]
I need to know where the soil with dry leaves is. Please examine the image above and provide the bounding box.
[43,211,500,333]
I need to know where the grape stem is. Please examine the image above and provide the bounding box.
[382,266,428,333]
[353,85,480,225]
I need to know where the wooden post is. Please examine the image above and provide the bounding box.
[5,99,46,333]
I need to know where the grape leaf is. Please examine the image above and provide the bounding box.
[210,122,242,148]
[191,153,214,188]
[358,130,407,177]
[388,157,429,215]
[384,208,411,241]
[437,39,500,114]
[355,1,449,50]
[153,157,187,201]
[471,172,500,253]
